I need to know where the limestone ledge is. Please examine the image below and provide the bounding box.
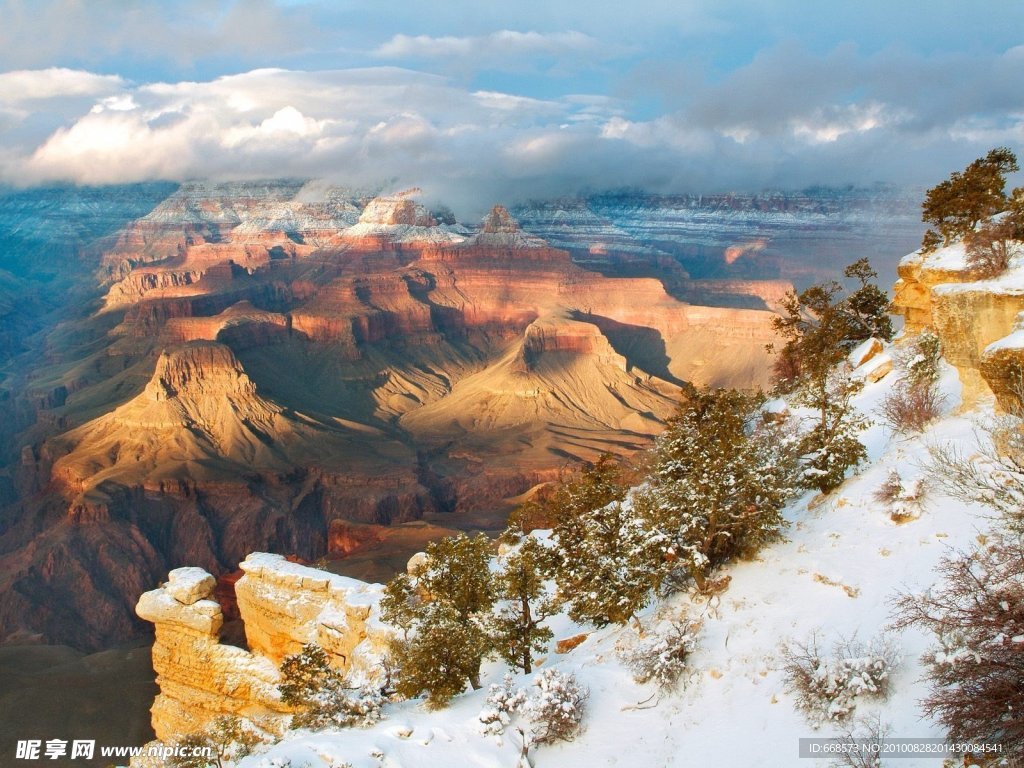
[891,242,1024,408]
[136,554,393,742]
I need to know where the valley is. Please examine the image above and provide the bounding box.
[0,182,921,652]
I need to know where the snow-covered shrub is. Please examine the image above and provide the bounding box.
[278,643,384,729]
[170,715,268,768]
[553,497,665,626]
[477,674,528,736]
[872,470,926,523]
[897,330,942,388]
[618,613,702,691]
[828,714,889,768]
[477,670,588,747]
[929,413,1024,537]
[781,632,900,726]
[893,533,1024,756]
[966,218,1020,278]
[524,669,588,745]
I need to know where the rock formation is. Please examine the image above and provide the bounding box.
[136,555,391,741]
[892,241,1024,406]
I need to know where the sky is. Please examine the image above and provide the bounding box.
[0,0,1022,213]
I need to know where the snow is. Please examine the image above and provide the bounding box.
[230,347,991,768]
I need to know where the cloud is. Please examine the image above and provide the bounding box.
[1,43,1022,216]
[373,30,619,72]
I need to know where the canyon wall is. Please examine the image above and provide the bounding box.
[136,554,391,742]
[892,242,1024,407]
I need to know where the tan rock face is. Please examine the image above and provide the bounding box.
[891,244,1024,407]
[136,553,393,741]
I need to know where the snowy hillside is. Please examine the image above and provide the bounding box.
[222,343,1010,768]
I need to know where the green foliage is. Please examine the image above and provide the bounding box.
[771,259,892,393]
[634,388,798,590]
[921,147,1020,249]
[390,602,491,708]
[381,533,496,707]
[491,536,557,673]
[796,375,868,493]
[770,260,881,492]
[553,493,666,627]
[278,643,383,729]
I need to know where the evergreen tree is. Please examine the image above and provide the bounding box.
[921,147,1019,250]
[381,533,496,706]
[770,259,884,492]
[278,643,382,729]
[553,496,665,627]
[491,536,557,673]
[635,388,797,590]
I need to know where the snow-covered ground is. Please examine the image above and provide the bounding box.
[238,351,995,768]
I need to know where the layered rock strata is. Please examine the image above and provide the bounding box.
[136,555,390,741]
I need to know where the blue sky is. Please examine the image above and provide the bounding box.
[0,0,1021,210]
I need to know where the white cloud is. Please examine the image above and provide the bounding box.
[0,68,125,103]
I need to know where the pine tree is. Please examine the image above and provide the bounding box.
[381,533,496,706]
[921,147,1019,250]
[634,388,797,590]
[491,536,557,673]
[278,643,382,729]
[553,496,665,627]
[770,259,883,492]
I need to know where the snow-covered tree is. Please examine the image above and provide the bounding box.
[553,496,666,626]
[634,388,798,591]
[796,373,868,493]
[278,643,383,729]
[492,536,557,673]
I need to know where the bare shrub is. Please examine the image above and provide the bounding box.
[966,218,1020,278]
[476,669,588,747]
[928,414,1024,537]
[618,613,702,691]
[782,632,900,726]
[878,380,945,434]
[892,533,1024,758]
[829,714,889,768]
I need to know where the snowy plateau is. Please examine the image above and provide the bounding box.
[158,336,1009,768]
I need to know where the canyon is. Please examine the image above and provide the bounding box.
[0,181,922,655]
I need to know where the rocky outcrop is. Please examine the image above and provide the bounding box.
[892,242,1024,406]
[136,556,392,741]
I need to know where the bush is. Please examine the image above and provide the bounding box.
[878,380,944,434]
[618,613,702,691]
[524,669,588,745]
[781,632,900,727]
[896,330,942,388]
[893,533,1024,757]
[552,496,665,626]
[278,643,384,730]
[872,470,926,523]
[170,716,266,768]
[965,218,1020,278]
[476,669,589,747]
[477,673,528,736]
[829,714,889,768]
[634,388,798,591]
